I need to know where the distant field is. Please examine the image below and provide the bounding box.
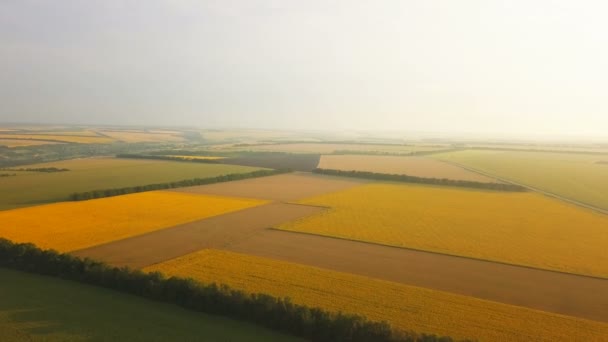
[0,268,298,342]
[145,249,608,342]
[0,157,263,210]
[222,153,321,171]
[228,143,447,154]
[0,134,115,144]
[434,150,608,210]
[165,155,226,160]
[99,130,185,143]
[0,191,266,252]
[278,183,608,277]
[0,139,63,147]
[318,155,498,182]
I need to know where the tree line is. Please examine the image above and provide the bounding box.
[116,153,222,164]
[1,167,69,172]
[313,168,527,192]
[69,169,290,201]
[0,238,464,342]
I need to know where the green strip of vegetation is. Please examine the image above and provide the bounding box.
[0,239,463,342]
[117,153,221,163]
[313,168,527,192]
[0,167,69,172]
[69,169,291,201]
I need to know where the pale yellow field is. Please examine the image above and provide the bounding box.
[229,143,445,154]
[100,131,184,143]
[279,183,608,277]
[0,191,267,252]
[0,139,63,147]
[166,155,226,160]
[146,249,608,342]
[0,134,114,144]
[318,155,497,182]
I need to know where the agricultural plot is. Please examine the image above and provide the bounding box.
[221,153,321,171]
[0,191,266,252]
[99,130,185,142]
[0,157,263,210]
[0,134,115,144]
[0,139,63,147]
[278,183,608,278]
[165,155,226,160]
[434,150,608,210]
[318,155,498,182]
[0,268,298,342]
[145,249,608,342]
[227,142,446,154]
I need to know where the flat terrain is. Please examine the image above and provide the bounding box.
[318,155,498,182]
[73,202,321,268]
[278,183,608,277]
[0,133,114,144]
[173,172,368,201]
[0,139,63,147]
[0,157,263,210]
[0,191,266,252]
[0,268,299,342]
[228,142,447,154]
[145,249,608,342]
[434,149,608,210]
[227,229,608,323]
[99,130,185,142]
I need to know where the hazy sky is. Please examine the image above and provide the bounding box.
[1,1,607,137]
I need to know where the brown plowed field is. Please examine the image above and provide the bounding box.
[72,203,322,268]
[318,155,498,182]
[171,172,368,201]
[226,229,608,323]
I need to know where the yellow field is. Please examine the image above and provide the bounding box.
[0,139,63,147]
[166,155,226,161]
[0,191,267,252]
[145,249,608,341]
[279,183,608,277]
[99,131,184,143]
[0,134,114,144]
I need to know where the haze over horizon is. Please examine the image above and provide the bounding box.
[1,1,607,138]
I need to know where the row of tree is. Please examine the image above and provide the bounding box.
[116,153,222,164]
[0,238,463,342]
[69,169,291,201]
[0,167,69,172]
[313,168,527,192]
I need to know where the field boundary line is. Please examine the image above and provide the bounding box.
[267,228,608,281]
[439,159,608,216]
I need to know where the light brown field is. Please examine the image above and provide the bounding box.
[318,155,498,182]
[0,139,63,147]
[99,131,184,142]
[0,134,114,144]
[226,143,446,154]
[172,172,369,201]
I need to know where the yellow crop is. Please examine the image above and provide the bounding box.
[0,134,114,144]
[0,191,267,252]
[99,131,184,143]
[145,249,608,341]
[279,183,608,277]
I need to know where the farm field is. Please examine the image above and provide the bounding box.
[318,155,498,182]
[99,130,185,142]
[0,139,63,147]
[0,267,298,342]
[278,183,608,277]
[226,142,447,154]
[165,155,226,160]
[0,134,115,144]
[145,249,608,342]
[434,150,608,211]
[0,157,263,210]
[0,191,266,252]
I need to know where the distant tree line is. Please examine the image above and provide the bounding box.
[69,169,290,201]
[1,167,69,172]
[116,153,222,164]
[0,173,16,177]
[0,238,465,342]
[313,168,527,192]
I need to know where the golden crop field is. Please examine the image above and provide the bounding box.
[0,191,267,252]
[0,139,63,147]
[0,134,115,144]
[434,149,608,211]
[166,155,226,160]
[229,143,446,154]
[318,155,497,182]
[99,131,184,143]
[145,249,608,342]
[278,183,608,278]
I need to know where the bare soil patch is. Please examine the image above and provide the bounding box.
[319,155,498,182]
[172,172,368,201]
[226,230,608,323]
[72,203,322,268]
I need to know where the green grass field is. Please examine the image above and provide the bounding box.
[0,267,300,342]
[0,157,263,210]
[434,150,608,210]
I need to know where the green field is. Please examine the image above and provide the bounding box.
[0,157,263,210]
[434,150,608,210]
[0,267,300,342]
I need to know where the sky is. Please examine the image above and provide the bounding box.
[1,1,607,138]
